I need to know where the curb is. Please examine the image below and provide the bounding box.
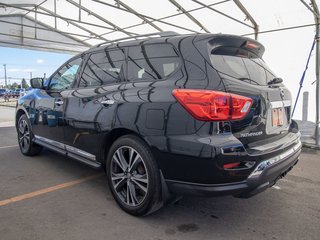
[0,104,16,108]
[302,143,320,150]
[0,122,15,127]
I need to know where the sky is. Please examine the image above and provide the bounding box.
[259,27,317,123]
[0,47,72,86]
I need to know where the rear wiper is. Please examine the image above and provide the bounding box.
[268,77,283,85]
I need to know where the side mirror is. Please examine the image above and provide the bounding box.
[30,78,44,89]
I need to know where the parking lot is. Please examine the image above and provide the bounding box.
[0,107,319,240]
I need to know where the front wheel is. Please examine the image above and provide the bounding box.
[106,135,162,216]
[17,114,42,156]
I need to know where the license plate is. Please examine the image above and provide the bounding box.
[272,108,284,126]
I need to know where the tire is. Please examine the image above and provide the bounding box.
[106,135,162,216]
[17,114,42,156]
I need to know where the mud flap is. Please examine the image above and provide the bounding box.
[143,170,171,216]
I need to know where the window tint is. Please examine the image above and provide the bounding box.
[79,48,125,87]
[210,47,276,85]
[49,57,82,90]
[127,44,180,81]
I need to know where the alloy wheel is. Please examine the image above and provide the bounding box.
[18,119,30,151]
[110,146,149,207]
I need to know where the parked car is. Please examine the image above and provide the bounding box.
[13,89,23,98]
[4,90,13,99]
[16,32,301,216]
[0,88,7,97]
[19,89,28,97]
[4,89,20,99]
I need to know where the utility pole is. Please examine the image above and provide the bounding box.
[3,64,7,88]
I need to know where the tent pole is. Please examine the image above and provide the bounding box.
[315,18,320,146]
[310,0,320,146]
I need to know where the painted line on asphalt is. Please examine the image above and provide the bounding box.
[0,145,19,149]
[272,185,281,190]
[0,173,103,207]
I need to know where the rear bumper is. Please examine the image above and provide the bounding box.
[166,141,301,198]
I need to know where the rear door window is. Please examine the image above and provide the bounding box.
[210,47,276,85]
[127,43,180,81]
[79,48,125,87]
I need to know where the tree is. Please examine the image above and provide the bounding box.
[21,78,29,89]
[10,82,19,89]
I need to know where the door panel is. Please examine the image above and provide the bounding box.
[63,48,126,160]
[30,57,83,147]
[31,90,65,144]
[63,84,126,159]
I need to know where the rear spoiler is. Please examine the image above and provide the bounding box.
[193,34,265,59]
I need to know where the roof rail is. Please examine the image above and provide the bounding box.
[94,31,179,47]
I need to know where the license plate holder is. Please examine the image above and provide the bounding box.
[272,108,284,127]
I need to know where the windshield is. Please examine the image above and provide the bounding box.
[210,47,276,86]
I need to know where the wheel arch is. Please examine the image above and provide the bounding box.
[15,108,28,127]
[100,128,152,165]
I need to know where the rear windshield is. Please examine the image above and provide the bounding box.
[210,47,276,86]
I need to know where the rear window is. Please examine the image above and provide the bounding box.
[210,47,276,85]
[127,43,180,81]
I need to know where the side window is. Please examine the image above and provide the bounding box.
[49,57,82,90]
[79,48,125,87]
[127,44,180,81]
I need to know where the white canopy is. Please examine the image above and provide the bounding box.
[0,0,318,54]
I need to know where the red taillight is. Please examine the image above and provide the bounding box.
[223,162,241,169]
[245,41,260,49]
[172,89,252,121]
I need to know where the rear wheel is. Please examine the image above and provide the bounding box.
[17,114,42,156]
[106,135,162,216]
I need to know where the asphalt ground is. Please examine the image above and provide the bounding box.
[0,98,17,109]
[0,106,15,127]
[0,109,319,239]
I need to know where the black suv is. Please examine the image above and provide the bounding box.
[16,32,301,216]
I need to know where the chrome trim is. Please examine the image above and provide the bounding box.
[34,135,96,161]
[54,100,64,105]
[100,99,114,105]
[65,145,96,161]
[34,135,65,149]
[67,153,101,168]
[248,141,301,178]
[270,100,292,109]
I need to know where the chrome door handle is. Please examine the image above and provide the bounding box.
[100,99,114,106]
[55,100,64,105]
